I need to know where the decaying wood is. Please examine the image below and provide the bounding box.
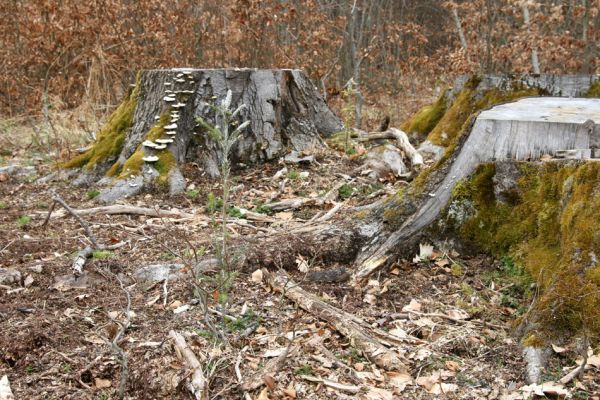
[46,204,277,223]
[0,375,14,400]
[359,128,424,170]
[240,345,299,391]
[264,269,407,371]
[300,375,361,394]
[169,330,208,400]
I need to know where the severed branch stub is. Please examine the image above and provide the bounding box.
[263,268,407,372]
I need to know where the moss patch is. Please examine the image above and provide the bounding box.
[586,81,600,98]
[401,89,448,137]
[449,161,600,340]
[63,80,140,170]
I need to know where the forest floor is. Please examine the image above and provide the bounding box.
[1,135,600,400]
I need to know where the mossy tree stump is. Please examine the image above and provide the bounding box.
[64,68,342,202]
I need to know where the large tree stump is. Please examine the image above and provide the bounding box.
[64,69,342,203]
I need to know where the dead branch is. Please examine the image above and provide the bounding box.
[241,345,299,391]
[169,330,208,400]
[300,375,361,394]
[358,128,423,170]
[263,269,407,371]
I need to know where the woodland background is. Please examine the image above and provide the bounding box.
[0,0,598,123]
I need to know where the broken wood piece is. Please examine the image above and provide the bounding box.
[169,330,208,400]
[359,128,424,170]
[264,269,407,372]
[300,375,361,394]
[241,345,298,391]
[0,375,14,400]
[49,204,196,219]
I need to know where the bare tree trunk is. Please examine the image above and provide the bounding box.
[522,3,541,74]
[452,8,468,50]
[581,0,592,73]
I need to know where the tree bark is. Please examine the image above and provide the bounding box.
[66,69,342,203]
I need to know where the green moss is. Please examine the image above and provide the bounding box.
[326,130,358,151]
[401,89,448,136]
[450,161,600,339]
[63,79,140,170]
[586,81,600,98]
[116,112,176,185]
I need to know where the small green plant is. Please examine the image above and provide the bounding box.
[186,188,200,199]
[253,200,272,215]
[194,89,250,333]
[226,310,260,332]
[24,365,35,374]
[338,184,354,200]
[16,215,31,226]
[294,364,314,376]
[205,192,223,214]
[287,169,299,180]
[227,206,244,219]
[0,201,8,209]
[96,391,110,400]
[343,348,367,363]
[87,190,100,199]
[345,147,357,155]
[92,249,113,260]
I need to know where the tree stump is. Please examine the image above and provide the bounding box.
[64,68,342,202]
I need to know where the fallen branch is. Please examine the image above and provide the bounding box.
[358,128,423,170]
[263,269,407,371]
[241,345,298,391]
[300,375,361,394]
[43,192,130,275]
[169,330,208,400]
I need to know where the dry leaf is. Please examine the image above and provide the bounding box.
[446,309,469,320]
[551,344,568,354]
[435,258,450,267]
[386,371,412,390]
[263,375,276,390]
[257,387,270,400]
[415,371,440,390]
[364,387,394,400]
[363,293,377,305]
[295,255,309,273]
[429,382,458,394]
[402,299,422,312]
[251,269,263,283]
[445,360,460,371]
[275,211,293,220]
[94,377,111,389]
[283,387,296,398]
[24,275,34,287]
[354,362,364,371]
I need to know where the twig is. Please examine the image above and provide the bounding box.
[111,275,131,399]
[51,191,100,248]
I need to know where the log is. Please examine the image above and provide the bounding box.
[264,269,407,372]
[64,69,342,203]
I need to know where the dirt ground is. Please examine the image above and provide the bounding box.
[1,144,599,400]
